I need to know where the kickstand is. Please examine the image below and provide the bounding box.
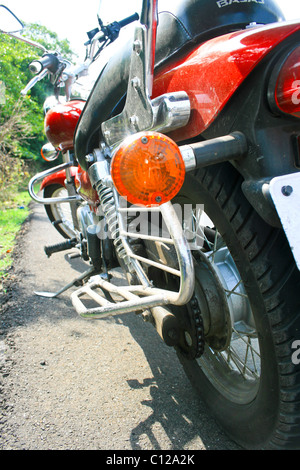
[34,267,97,298]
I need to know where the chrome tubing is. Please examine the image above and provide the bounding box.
[71,200,196,319]
[28,162,82,205]
[118,201,195,306]
[140,0,158,97]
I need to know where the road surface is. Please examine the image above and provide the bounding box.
[0,202,240,450]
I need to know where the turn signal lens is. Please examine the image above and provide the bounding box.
[111,132,185,207]
[274,46,300,118]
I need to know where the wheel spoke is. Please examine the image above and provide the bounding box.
[215,326,260,380]
[190,211,214,250]
[183,203,261,402]
[226,343,259,379]
[225,289,248,299]
[211,228,219,262]
[225,279,249,299]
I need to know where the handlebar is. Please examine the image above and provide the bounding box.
[21,11,139,98]
[29,53,60,75]
[86,12,139,45]
[118,12,139,29]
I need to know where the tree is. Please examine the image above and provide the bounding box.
[0,23,75,161]
[22,23,74,59]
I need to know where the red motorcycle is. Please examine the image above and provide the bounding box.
[3,0,300,449]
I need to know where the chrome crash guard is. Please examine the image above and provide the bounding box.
[28,161,81,206]
[30,159,196,347]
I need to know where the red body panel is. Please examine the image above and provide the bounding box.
[152,21,300,142]
[44,100,85,152]
[43,99,99,205]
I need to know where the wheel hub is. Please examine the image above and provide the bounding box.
[193,246,255,352]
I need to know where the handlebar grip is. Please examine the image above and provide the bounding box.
[29,53,59,75]
[28,61,43,74]
[118,12,139,29]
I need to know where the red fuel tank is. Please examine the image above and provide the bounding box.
[44,100,85,152]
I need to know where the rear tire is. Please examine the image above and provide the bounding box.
[176,162,300,449]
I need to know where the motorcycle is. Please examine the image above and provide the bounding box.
[2,0,300,450]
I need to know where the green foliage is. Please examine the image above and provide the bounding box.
[0,189,31,286]
[0,99,32,203]
[0,23,75,284]
[0,22,75,161]
[23,22,74,59]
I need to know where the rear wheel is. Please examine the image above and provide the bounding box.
[174,163,300,449]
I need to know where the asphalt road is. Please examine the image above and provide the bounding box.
[0,202,240,450]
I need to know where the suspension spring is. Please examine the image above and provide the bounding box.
[95,180,130,265]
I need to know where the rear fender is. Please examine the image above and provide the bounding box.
[153,21,300,142]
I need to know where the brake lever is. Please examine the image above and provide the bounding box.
[21,68,48,95]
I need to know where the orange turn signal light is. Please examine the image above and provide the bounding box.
[111,132,185,207]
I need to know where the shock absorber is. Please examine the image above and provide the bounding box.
[88,155,133,271]
[96,181,129,263]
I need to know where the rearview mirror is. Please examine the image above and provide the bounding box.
[0,5,24,33]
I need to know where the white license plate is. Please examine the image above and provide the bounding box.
[269,172,300,271]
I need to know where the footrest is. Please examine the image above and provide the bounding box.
[44,238,77,257]
[71,274,166,319]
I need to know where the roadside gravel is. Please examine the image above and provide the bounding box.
[0,203,240,450]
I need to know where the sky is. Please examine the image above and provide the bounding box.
[5,0,142,59]
[5,0,300,59]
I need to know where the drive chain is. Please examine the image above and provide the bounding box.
[189,295,205,359]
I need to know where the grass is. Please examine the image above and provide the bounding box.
[0,188,31,289]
